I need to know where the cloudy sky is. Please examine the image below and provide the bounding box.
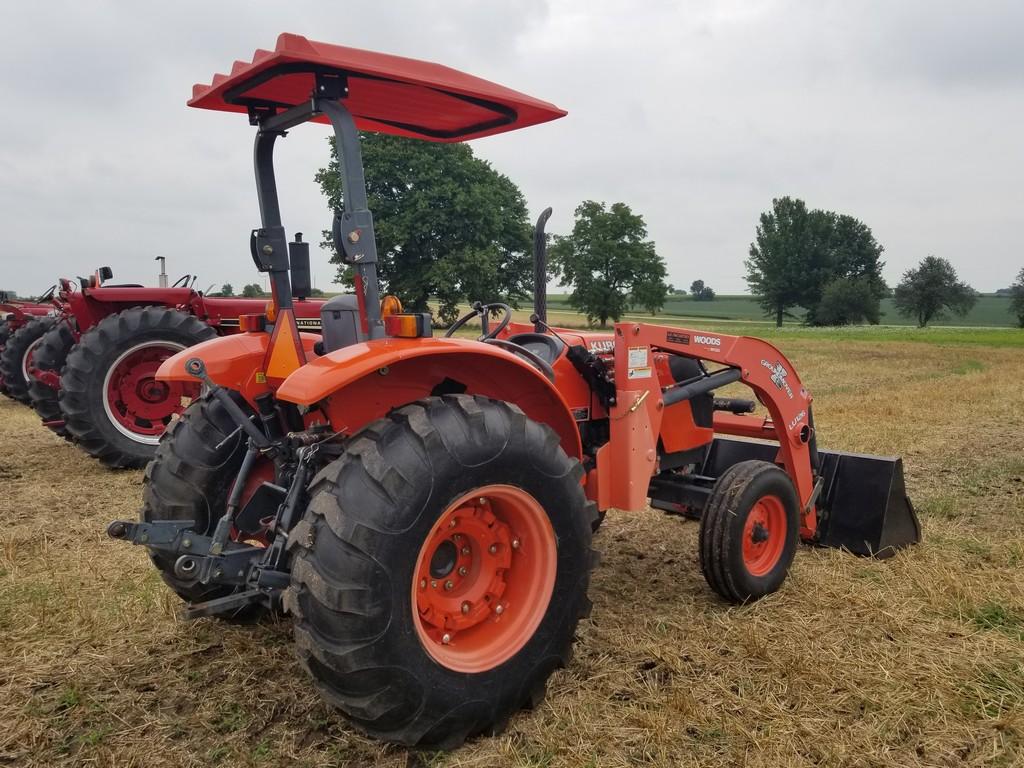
[2,1,1021,297]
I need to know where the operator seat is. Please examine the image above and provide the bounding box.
[504,332,565,365]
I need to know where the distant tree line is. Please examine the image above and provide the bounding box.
[743,196,1024,328]
[308,137,1019,330]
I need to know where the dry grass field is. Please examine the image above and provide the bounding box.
[1,336,1023,767]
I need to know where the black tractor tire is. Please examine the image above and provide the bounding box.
[60,307,216,469]
[699,460,799,603]
[0,317,56,404]
[141,392,265,619]
[28,320,77,439]
[286,394,598,749]
[0,322,10,396]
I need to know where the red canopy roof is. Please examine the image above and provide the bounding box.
[188,33,567,142]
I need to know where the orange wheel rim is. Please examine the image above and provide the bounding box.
[742,494,787,577]
[412,485,557,673]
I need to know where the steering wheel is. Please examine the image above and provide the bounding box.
[171,274,192,288]
[443,302,513,341]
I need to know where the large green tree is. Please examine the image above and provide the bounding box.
[317,134,532,324]
[1010,267,1024,328]
[549,201,668,327]
[893,256,976,327]
[746,197,887,326]
[814,277,881,326]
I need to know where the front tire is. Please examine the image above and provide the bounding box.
[59,307,215,468]
[28,319,77,438]
[0,322,11,395]
[0,317,55,403]
[699,460,799,603]
[286,395,598,748]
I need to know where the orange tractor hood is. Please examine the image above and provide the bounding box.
[156,332,321,395]
[275,336,555,406]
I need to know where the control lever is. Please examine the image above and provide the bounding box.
[528,313,572,348]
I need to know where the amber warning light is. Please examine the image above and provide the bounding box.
[384,313,433,338]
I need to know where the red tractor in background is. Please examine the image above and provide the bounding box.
[0,287,58,398]
[108,35,919,749]
[13,264,324,468]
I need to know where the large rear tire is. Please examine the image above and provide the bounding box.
[28,320,77,439]
[0,317,55,404]
[286,395,598,748]
[0,322,11,395]
[142,392,269,618]
[59,307,215,468]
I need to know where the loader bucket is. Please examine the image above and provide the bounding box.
[702,438,920,557]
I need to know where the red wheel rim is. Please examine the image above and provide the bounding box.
[742,494,787,577]
[22,336,44,382]
[102,341,201,444]
[412,485,557,674]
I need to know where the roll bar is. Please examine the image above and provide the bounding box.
[248,78,385,339]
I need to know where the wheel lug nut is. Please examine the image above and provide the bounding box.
[431,580,437,588]
[448,519,457,528]
[495,604,505,615]
[461,602,471,614]
[419,579,427,589]
[488,544,498,554]
[441,633,451,644]
[511,538,521,550]
[444,580,454,591]
[478,497,487,505]
[461,546,470,556]
[458,566,467,576]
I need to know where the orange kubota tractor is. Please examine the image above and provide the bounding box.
[108,35,920,749]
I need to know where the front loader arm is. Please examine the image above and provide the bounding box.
[598,323,819,538]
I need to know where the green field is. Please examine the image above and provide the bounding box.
[546,292,1019,328]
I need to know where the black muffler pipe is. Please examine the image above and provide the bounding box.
[663,368,742,406]
[533,207,552,332]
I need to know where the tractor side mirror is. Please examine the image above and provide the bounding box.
[98,266,114,283]
[289,233,311,300]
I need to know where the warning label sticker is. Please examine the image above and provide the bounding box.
[627,346,651,379]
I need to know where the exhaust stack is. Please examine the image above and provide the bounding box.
[533,207,552,332]
[155,256,168,288]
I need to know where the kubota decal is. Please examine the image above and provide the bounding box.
[588,340,614,354]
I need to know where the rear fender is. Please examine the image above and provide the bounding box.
[276,337,582,460]
[156,332,321,403]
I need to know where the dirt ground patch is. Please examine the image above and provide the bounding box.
[1,339,1022,767]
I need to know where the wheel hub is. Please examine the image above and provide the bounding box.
[415,497,514,637]
[104,341,199,439]
[412,485,557,674]
[742,495,787,577]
